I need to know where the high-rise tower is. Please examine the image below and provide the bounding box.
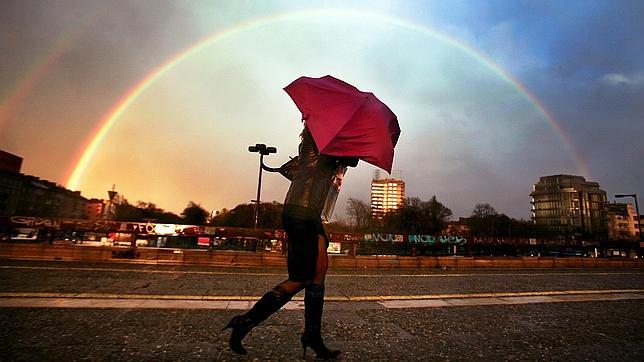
[370,170,405,220]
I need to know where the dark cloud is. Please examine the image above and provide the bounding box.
[545,1,644,79]
[491,0,644,203]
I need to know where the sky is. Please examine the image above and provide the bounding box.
[1,0,642,221]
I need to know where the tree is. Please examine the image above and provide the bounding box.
[426,196,453,234]
[211,202,283,229]
[211,203,252,227]
[257,201,283,229]
[113,199,141,221]
[112,198,181,223]
[467,203,510,237]
[181,201,209,225]
[472,203,498,218]
[325,217,352,233]
[382,196,452,234]
[346,198,373,231]
[157,210,183,224]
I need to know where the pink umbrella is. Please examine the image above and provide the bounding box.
[284,75,400,173]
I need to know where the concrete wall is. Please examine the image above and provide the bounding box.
[1,243,643,268]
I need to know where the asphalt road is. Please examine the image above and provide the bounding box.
[1,259,643,361]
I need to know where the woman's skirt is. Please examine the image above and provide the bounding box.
[282,204,328,282]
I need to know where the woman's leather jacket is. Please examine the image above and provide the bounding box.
[282,126,357,216]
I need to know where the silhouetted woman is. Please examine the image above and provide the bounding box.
[223,125,356,359]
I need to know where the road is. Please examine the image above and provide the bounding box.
[1,259,643,361]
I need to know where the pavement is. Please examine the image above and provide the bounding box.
[1,259,643,361]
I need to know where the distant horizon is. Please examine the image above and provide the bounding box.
[4,161,633,223]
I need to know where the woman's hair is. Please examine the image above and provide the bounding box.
[300,123,312,141]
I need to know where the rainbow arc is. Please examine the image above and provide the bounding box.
[64,9,591,191]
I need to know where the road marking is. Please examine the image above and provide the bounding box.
[345,289,644,301]
[378,293,644,309]
[0,290,642,310]
[1,265,642,278]
[380,293,644,309]
[1,289,643,302]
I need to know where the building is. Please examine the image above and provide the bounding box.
[444,218,471,236]
[606,203,640,240]
[370,172,405,220]
[0,170,88,219]
[0,150,23,173]
[0,151,91,219]
[86,198,107,220]
[530,174,607,239]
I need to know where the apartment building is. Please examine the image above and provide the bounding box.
[530,174,607,239]
[370,172,405,220]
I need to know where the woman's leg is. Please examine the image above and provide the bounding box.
[312,235,328,283]
[225,210,319,356]
[224,278,307,355]
[224,225,313,356]
[273,279,307,295]
[302,235,340,359]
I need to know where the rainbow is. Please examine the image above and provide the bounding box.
[0,11,101,130]
[0,32,76,129]
[65,9,591,190]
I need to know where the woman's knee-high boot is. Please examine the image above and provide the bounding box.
[301,283,341,359]
[223,288,292,355]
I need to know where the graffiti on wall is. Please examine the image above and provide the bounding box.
[408,235,467,245]
[8,216,61,229]
[362,233,468,245]
[7,216,122,232]
[364,234,405,242]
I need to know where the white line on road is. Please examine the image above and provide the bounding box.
[379,293,644,309]
[0,290,642,310]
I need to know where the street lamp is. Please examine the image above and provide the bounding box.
[248,144,277,229]
[615,194,643,246]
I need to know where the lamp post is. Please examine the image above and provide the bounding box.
[615,194,643,248]
[248,144,277,229]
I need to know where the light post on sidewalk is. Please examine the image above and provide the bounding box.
[615,194,643,251]
[248,144,276,229]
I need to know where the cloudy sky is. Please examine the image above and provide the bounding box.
[1,0,642,221]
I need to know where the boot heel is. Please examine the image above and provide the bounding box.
[301,331,340,360]
[301,334,311,359]
[223,315,250,355]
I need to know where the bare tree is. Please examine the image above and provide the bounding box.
[346,198,372,231]
[471,203,498,218]
[468,203,502,237]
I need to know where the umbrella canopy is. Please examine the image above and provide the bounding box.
[284,75,400,173]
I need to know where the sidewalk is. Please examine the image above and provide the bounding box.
[2,298,642,361]
[1,259,643,360]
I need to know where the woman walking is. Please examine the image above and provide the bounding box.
[223,125,356,359]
